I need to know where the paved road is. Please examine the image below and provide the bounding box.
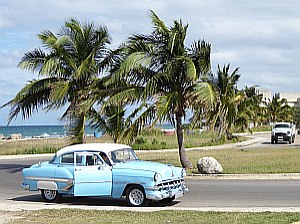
[241,132,300,149]
[1,145,300,212]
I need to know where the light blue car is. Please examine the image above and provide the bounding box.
[21,143,188,206]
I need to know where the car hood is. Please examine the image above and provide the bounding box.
[113,160,182,180]
[273,127,291,133]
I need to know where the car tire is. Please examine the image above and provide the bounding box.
[161,196,176,204]
[41,189,61,203]
[125,185,149,207]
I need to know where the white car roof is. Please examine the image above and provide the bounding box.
[55,143,131,157]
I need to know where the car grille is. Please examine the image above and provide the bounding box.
[156,179,185,191]
[275,132,286,136]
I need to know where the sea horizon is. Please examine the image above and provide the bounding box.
[0,124,97,138]
[0,124,174,139]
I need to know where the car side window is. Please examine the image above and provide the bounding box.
[75,154,83,166]
[61,153,74,164]
[85,154,103,166]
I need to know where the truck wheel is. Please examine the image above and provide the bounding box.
[41,189,61,203]
[126,185,149,206]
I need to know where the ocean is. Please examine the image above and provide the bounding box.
[0,124,175,139]
[0,125,97,138]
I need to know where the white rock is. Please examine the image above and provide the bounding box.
[197,156,223,174]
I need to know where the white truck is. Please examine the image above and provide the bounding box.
[271,122,296,144]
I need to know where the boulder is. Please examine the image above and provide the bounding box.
[197,156,223,174]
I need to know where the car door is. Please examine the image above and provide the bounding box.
[73,152,112,196]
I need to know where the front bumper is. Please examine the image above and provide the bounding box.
[272,134,291,141]
[146,180,189,201]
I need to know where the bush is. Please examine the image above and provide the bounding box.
[23,146,58,154]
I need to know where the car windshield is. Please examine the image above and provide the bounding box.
[275,124,290,128]
[108,148,139,164]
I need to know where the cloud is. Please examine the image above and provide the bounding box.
[1,0,300,125]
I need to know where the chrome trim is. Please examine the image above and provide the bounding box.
[61,178,74,191]
[75,180,111,184]
[26,176,74,191]
[26,176,54,182]
[113,181,146,185]
[26,176,73,183]
[55,178,73,183]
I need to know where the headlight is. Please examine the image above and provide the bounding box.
[154,173,162,182]
[181,169,187,178]
[271,131,275,136]
[287,131,290,135]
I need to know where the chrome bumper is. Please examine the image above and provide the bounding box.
[21,183,30,190]
[146,185,189,201]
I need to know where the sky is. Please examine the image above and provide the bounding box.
[0,0,300,125]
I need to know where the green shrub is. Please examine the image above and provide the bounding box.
[23,146,58,154]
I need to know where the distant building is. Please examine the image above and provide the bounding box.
[275,92,300,107]
[257,89,272,103]
[257,88,300,107]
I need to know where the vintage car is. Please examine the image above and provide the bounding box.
[21,143,188,206]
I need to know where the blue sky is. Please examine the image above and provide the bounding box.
[1,0,300,125]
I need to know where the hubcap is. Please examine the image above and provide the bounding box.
[44,189,57,201]
[129,189,144,206]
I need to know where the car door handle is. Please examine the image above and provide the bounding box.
[75,168,81,171]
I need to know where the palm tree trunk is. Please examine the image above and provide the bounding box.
[73,114,86,144]
[176,114,193,169]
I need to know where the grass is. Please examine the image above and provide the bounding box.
[0,129,245,155]
[1,129,300,174]
[250,125,272,132]
[137,147,300,174]
[131,128,245,150]
[5,209,300,224]
[0,135,111,155]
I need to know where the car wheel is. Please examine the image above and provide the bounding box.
[161,196,176,204]
[271,139,274,144]
[126,186,149,206]
[41,189,61,203]
[289,138,292,144]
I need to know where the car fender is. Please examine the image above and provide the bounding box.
[111,168,155,198]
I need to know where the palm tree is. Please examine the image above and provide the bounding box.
[207,64,244,139]
[2,19,112,143]
[109,11,214,168]
[234,86,264,131]
[265,95,292,123]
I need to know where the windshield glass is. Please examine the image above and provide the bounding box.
[275,124,290,128]
[108,148,139,163]
[49,154,57,164]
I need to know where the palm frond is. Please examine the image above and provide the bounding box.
[2,78,56,124]
[194,82,215,107]
[149,10,169,35]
